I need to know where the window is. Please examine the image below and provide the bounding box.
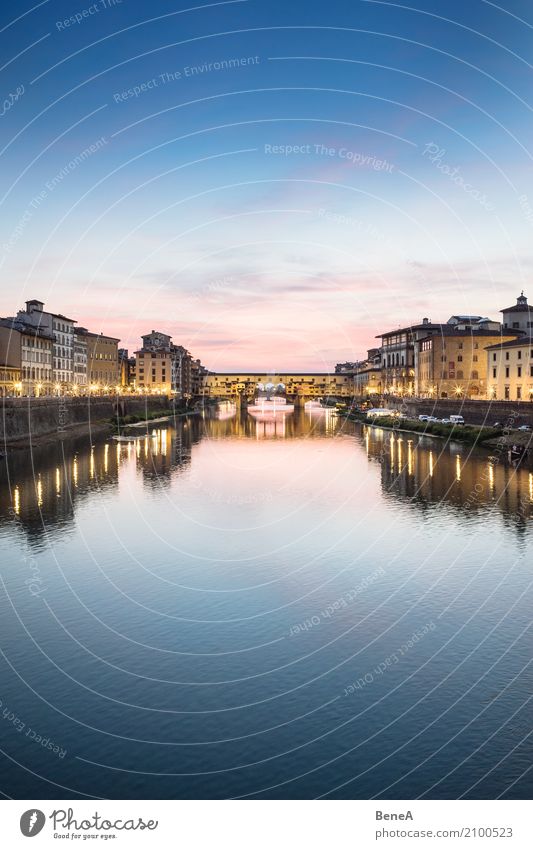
[518,350,522,359]
[517,386,522,399]
[505,386,510,399]
[493,353,497,362]
[474,342,479,349]
[518,366,522,378]
[457,355,463,362]
[506,352,510,360]
[473,355,478,362]
[505,367,510,378]
[493,368,497,378]
[471,371,479,380]
[513,322,520,329]
[457,370,464,379]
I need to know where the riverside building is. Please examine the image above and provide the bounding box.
[486,336,533,401]
[16,299,76,391]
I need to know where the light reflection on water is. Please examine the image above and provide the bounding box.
[0,407,532,800]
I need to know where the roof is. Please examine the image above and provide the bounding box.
[485,336,533,350]
[77,328,119,342]
[417,328,521,341]
[501,304,531,313]
[377,322,441,339]
[0,317,54,341]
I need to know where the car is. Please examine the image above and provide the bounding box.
[426,416,439,423]
[449,415,465,425]
[492,422,502,428]
[418,415,429,421]
[441,418,451,424]
[517,425,531,432]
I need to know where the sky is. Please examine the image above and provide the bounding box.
[1,0,532,370]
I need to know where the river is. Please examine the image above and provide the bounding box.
[0,403,532,799]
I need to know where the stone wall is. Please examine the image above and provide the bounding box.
[0,395,171,443]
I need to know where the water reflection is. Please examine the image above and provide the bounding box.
[1,412,532,546]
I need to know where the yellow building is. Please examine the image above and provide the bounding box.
[416,329,520,398]
[486,336,533,401]
[77,328,120,393]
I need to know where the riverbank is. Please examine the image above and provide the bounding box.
[339,410,506,446]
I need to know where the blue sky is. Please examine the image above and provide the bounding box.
[1,0,532,369]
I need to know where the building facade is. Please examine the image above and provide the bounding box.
[378,319,442,395]
[416,328,520,398]
[118,348,135,389]
[0,319,54,396]
[77,329,120,391]
[135,332,206,396]
[486,336,533,401]
[73,330,88,391]
[17,300,76,390]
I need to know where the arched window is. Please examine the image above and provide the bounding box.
[457,370,464,379]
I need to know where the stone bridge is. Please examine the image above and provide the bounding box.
[204,372,354,405]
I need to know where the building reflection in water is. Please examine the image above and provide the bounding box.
[1,411,532,545]
[361,424,533,538]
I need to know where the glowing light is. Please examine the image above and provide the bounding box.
[429,451,434,477]
[456,455,462,481]
[454,385,463,396]
[488,463,494,490]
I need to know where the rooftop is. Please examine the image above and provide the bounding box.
[485,336,533,350]
[501,292,530,313]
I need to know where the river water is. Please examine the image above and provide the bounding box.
[0,404,532,799]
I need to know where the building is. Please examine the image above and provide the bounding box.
[486,336,533,401]
[0,362,20,396]
[16,300,76,390]
[0,318,54,396]
[135,332,205,396]
[118,348,135,389]
[378,318,442,395]
[191,358,208,397]
[501,292,533,334]
[77,328,120,392]
[416,326,520,398]
[353,349,383,398]
[135,331,175,395]
[73,330,88,392]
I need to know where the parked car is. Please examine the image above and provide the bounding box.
[492,422,502,428]
[426,416,439,423]
[449,415,465,425]
[418,415,429,421]
[517,425,531,432]
[441,418,451,424]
